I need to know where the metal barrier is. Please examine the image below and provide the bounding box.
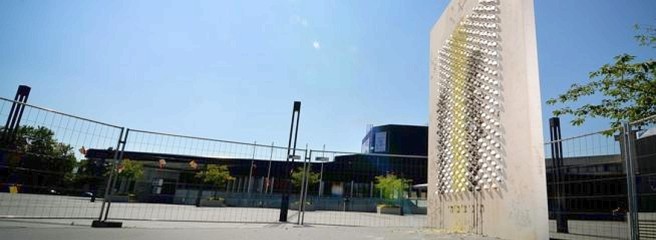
[629,115,656,240]
[295,150,428,227]
[1,94,653,235]
[88,129,428,227]
[0,97,123,219]
[0,94,429,227]
[545,126,628,239]
[545,115,656,240]
[94,128,308,224]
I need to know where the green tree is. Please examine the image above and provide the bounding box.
[1,126,77,189]
[547,24,656,132]
[116,159,144,194]
[196,164,234,192]
[634,24,656,48]
[117,159,144,180]
[375,173,410,200]
[290,166,320,188]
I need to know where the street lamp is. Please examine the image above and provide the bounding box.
[265,142,274,194]
[279,101,301,223]
[247,141,256,194]
[316,156,329,197]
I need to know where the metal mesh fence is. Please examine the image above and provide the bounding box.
[545,115,656,240]
[630,115,656,239]
[0,97,123,219]
[94,128,309,224]
[2,93,653,234]
[544,129,629,239]
[82,127,428,227]
[296,150,427,227]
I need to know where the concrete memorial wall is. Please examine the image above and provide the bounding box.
[428,0,548,239]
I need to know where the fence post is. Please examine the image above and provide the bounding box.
[301,160,311,225]
[96,127,124,222]
[297,146,309,225]
[92,128,128,228]
[103,128,130,222]
[622,121,640,240]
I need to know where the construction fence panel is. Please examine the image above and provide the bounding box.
[0,97,123,219]
[97,128,308,224]
[629,115,656,240]
[297,150,427,227]
[544,125,630,240]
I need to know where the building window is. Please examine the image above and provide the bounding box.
[374,131,387,152]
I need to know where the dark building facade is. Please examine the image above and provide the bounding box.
[79,124,429,204]
[361,125,428,156]
[545,154,627,221]
[333,124,428,197]
[636,132,656,212]
[545,132,656,222]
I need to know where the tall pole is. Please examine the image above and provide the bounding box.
[279,101,301,222]
[266,142,274,194]
[318,144,326,197]
[247,141,256,194]
[2,85,31,145]
[2,85,31,194]
[549,117,568,233]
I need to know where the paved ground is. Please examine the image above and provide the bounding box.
[5,193,650,239]
[548,219,629,240]
[0,193,425,227]
[0,219,500,240]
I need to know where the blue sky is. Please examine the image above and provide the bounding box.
[1,0,654,152]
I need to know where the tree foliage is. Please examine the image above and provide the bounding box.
[290,166,320,188]
[375,173,410,200]
[195,164,234,188]
[1,126,77,187]
[635,24,656,48]
[547,24,656,131]
[117,159,144,181]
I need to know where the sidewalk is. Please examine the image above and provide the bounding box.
[0,219,500,240]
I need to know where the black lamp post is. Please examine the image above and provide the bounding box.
[2,85,31,145]
[279,101,301,222]
[549,117,568,233]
